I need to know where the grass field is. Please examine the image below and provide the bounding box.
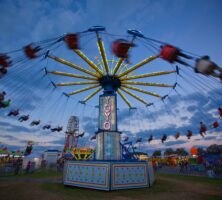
[16,169,61,178]
[0,171,222,200]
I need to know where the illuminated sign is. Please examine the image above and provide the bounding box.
[70,148,95,160]
[104,96,111,130]
[99,95,117,131]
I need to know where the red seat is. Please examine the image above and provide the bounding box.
[213,121,219,128]
[24,45,40,59]
[112,39,131,58]
[0,54,11,68]
[64,34,79,49]
[160,45,180,63]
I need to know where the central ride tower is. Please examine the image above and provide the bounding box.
[96,75,121,160]
[61,26,155,190]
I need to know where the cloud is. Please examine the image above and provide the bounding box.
[165,140,187,146]
[0,0,222,155]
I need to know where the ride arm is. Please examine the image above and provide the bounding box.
[117,89,133,108]
[81,87,102,103]
[67,84,100,96]
[96,35,109,74]
[118,54,159,78]
[55,81,98,86]
[73,49,104,76]
[120,70,176,81]
[113,58,125,75]
[122,81,174,88]
[122,85,162,98]
[49,71,97,80]
[120,87,149,105]
[47,54,100,78]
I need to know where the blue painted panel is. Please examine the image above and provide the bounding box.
[111,162,149,190]
[64,161,110,190]
[63,160,153,191]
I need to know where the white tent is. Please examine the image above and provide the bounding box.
[43,150,62,168]
[22,153,43,170]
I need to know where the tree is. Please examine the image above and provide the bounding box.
[175,148,188,156]
[207,144,222,154]
[164,148,175,156]
[152,150,161,157]
[197,147,206,155]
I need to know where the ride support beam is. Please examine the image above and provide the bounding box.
[68,84,100,96]
[122,85,161,98]
[82,87,102,103]
[117,90,133,108]
[120,70,177,81]
[49,71,98,80]
[73,49,104,76]
[118,54,159,78]
[97,36,109,74]
[56,81,98,86]
[122,81,174,88]
[48,55,100,78]
[120,87,148,105]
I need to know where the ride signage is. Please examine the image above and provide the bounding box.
[99,94,117,131]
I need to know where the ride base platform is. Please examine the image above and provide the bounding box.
[63,160,155,191]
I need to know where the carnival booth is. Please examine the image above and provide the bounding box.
[22,152,43,170]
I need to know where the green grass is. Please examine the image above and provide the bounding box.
[41,178,174,199]
[16,169,62,178]
[1,170,222,200]
[40,173,222,200]
[157,173,222,185]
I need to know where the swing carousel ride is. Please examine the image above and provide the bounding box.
[0,26,222,190]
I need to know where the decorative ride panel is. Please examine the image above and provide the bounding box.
[64,162,109,190]
[111,163,148,189]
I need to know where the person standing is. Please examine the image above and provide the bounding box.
[26,161,31,174]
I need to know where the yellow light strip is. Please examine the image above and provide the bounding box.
[122,85,161,98]
[120,70,176,81]
[97,37,109,74]
[68,84,100,96]
[73,49,103,76]
[56,81,98,86]
[113,58,125,75]
[48,55,99,78]
[49,71,98,80]
[118,54,159,78]
[119,63,129,74]
[82,87,102,103]
[122,81,174,88]
[117,90,133,108]
[120,87,148,105]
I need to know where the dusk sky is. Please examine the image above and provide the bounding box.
[0,0,222,155]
